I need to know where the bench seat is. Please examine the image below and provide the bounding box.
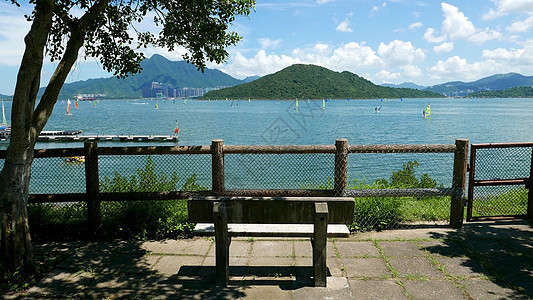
[193,223,350,238]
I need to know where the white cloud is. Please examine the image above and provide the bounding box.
[317,0,335,4]
[399,65,423,78]
[336,19,353,32]
[482,40,533,66]
[424,3,501,45]
[483,0,533,19]
[506,15,533,32]
[423,28,446,43]
[377,40,425,66]
[408,22,423,30]
[258,38,283,49]
[372,2,387,13]
[468,28,502,44]
[433,42,454,54]
[375,69,400,80]
[314,43,329,52]
[441,3,476,40]
[218,42,384,79]
[429,56,500,81]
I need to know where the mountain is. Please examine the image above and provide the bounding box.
[243,75,261,83]
[381,82,426,90]
[424,73,533,97]
[467,86,533,98]
[52,54,244,99]
[200,64,443,100]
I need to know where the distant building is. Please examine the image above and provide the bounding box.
[142,82,206,98]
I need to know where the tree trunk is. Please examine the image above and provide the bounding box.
[0,153,34,269]
[0,0,54,270]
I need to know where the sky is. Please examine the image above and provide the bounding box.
[1,0,533,95]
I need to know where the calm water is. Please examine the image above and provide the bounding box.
[1,98,532,192]
[2,97,531,148]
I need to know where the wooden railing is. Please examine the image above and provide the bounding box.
[0,138,469,232]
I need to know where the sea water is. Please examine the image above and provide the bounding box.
[1,98,532,192]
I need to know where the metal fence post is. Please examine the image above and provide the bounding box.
[334,138,348,197]
[84,142,100,237]
[212,139,225,196]
[450,139,469,228]
[526,147,533,219]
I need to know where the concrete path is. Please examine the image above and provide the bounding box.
[11,220,533,299]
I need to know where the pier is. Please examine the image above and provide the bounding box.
[35,134,179,142]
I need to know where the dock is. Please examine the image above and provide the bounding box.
[36,134,179,142]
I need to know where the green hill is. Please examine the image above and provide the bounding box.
[424,73,533,97]
[467,86,533,98]
[201,64,443,100]
[50,54,244,99]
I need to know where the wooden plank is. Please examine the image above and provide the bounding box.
[224,145,335,154]
[343,188,455,198]
[313,202,328,287]
[348,144,455,153]
[473,178,529,186]
[450,139,468,228]
[213,202,229,286]
[188,196,354,224]
[193,223,350,237]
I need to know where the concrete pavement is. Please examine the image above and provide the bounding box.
[10,220,533,299]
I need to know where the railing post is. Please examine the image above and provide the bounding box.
[526,147,533,219]
[450,139,469,228]
[212,139,225,196]
[84,142,100,237]
[334,138,348,197]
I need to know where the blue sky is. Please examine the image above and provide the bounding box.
[1,0,533,94]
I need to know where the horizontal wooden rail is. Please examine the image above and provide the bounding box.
[348,144,456,153]
[343,188,456,198]
[473,178,530,187]
[471,142,533,149]
[223,145,336,154]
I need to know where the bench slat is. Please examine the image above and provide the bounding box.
[188,196,354,224]
[193,223,350,238]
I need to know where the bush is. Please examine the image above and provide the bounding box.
[98,156,204,240]
[350,160,441,231]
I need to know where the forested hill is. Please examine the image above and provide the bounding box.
[468,86,533,98]
[201,64,444,100]
[50,54,244,99]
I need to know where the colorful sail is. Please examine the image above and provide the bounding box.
[322,98,326,110]
[424,104,431,118]
[67,99,71,115]
[1,100,7,126]
[295,98,299,109]
[75,100,79,109]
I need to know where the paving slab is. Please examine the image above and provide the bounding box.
[378,241,425,257]
[402,279,464,300]
[388,257,445,278]
[340,257,392,278]
[349,279,408,300]
[335,241,380,257]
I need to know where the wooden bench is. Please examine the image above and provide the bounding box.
[187,196,355,287]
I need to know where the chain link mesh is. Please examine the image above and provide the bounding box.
[345,150,454,231]
[470,145,532,219]
[1,141,471,239]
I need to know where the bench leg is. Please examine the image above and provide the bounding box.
[313,202,328,287]
[214,201,230,286]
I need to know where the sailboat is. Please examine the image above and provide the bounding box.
[75,100,79,109]
[66,99,72,115]
[321,98,326,110]
[155,101,159,109]
[1,100,7,126]
[294,98,299,110]
[0,100,10,141]
[423,104,431,118]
